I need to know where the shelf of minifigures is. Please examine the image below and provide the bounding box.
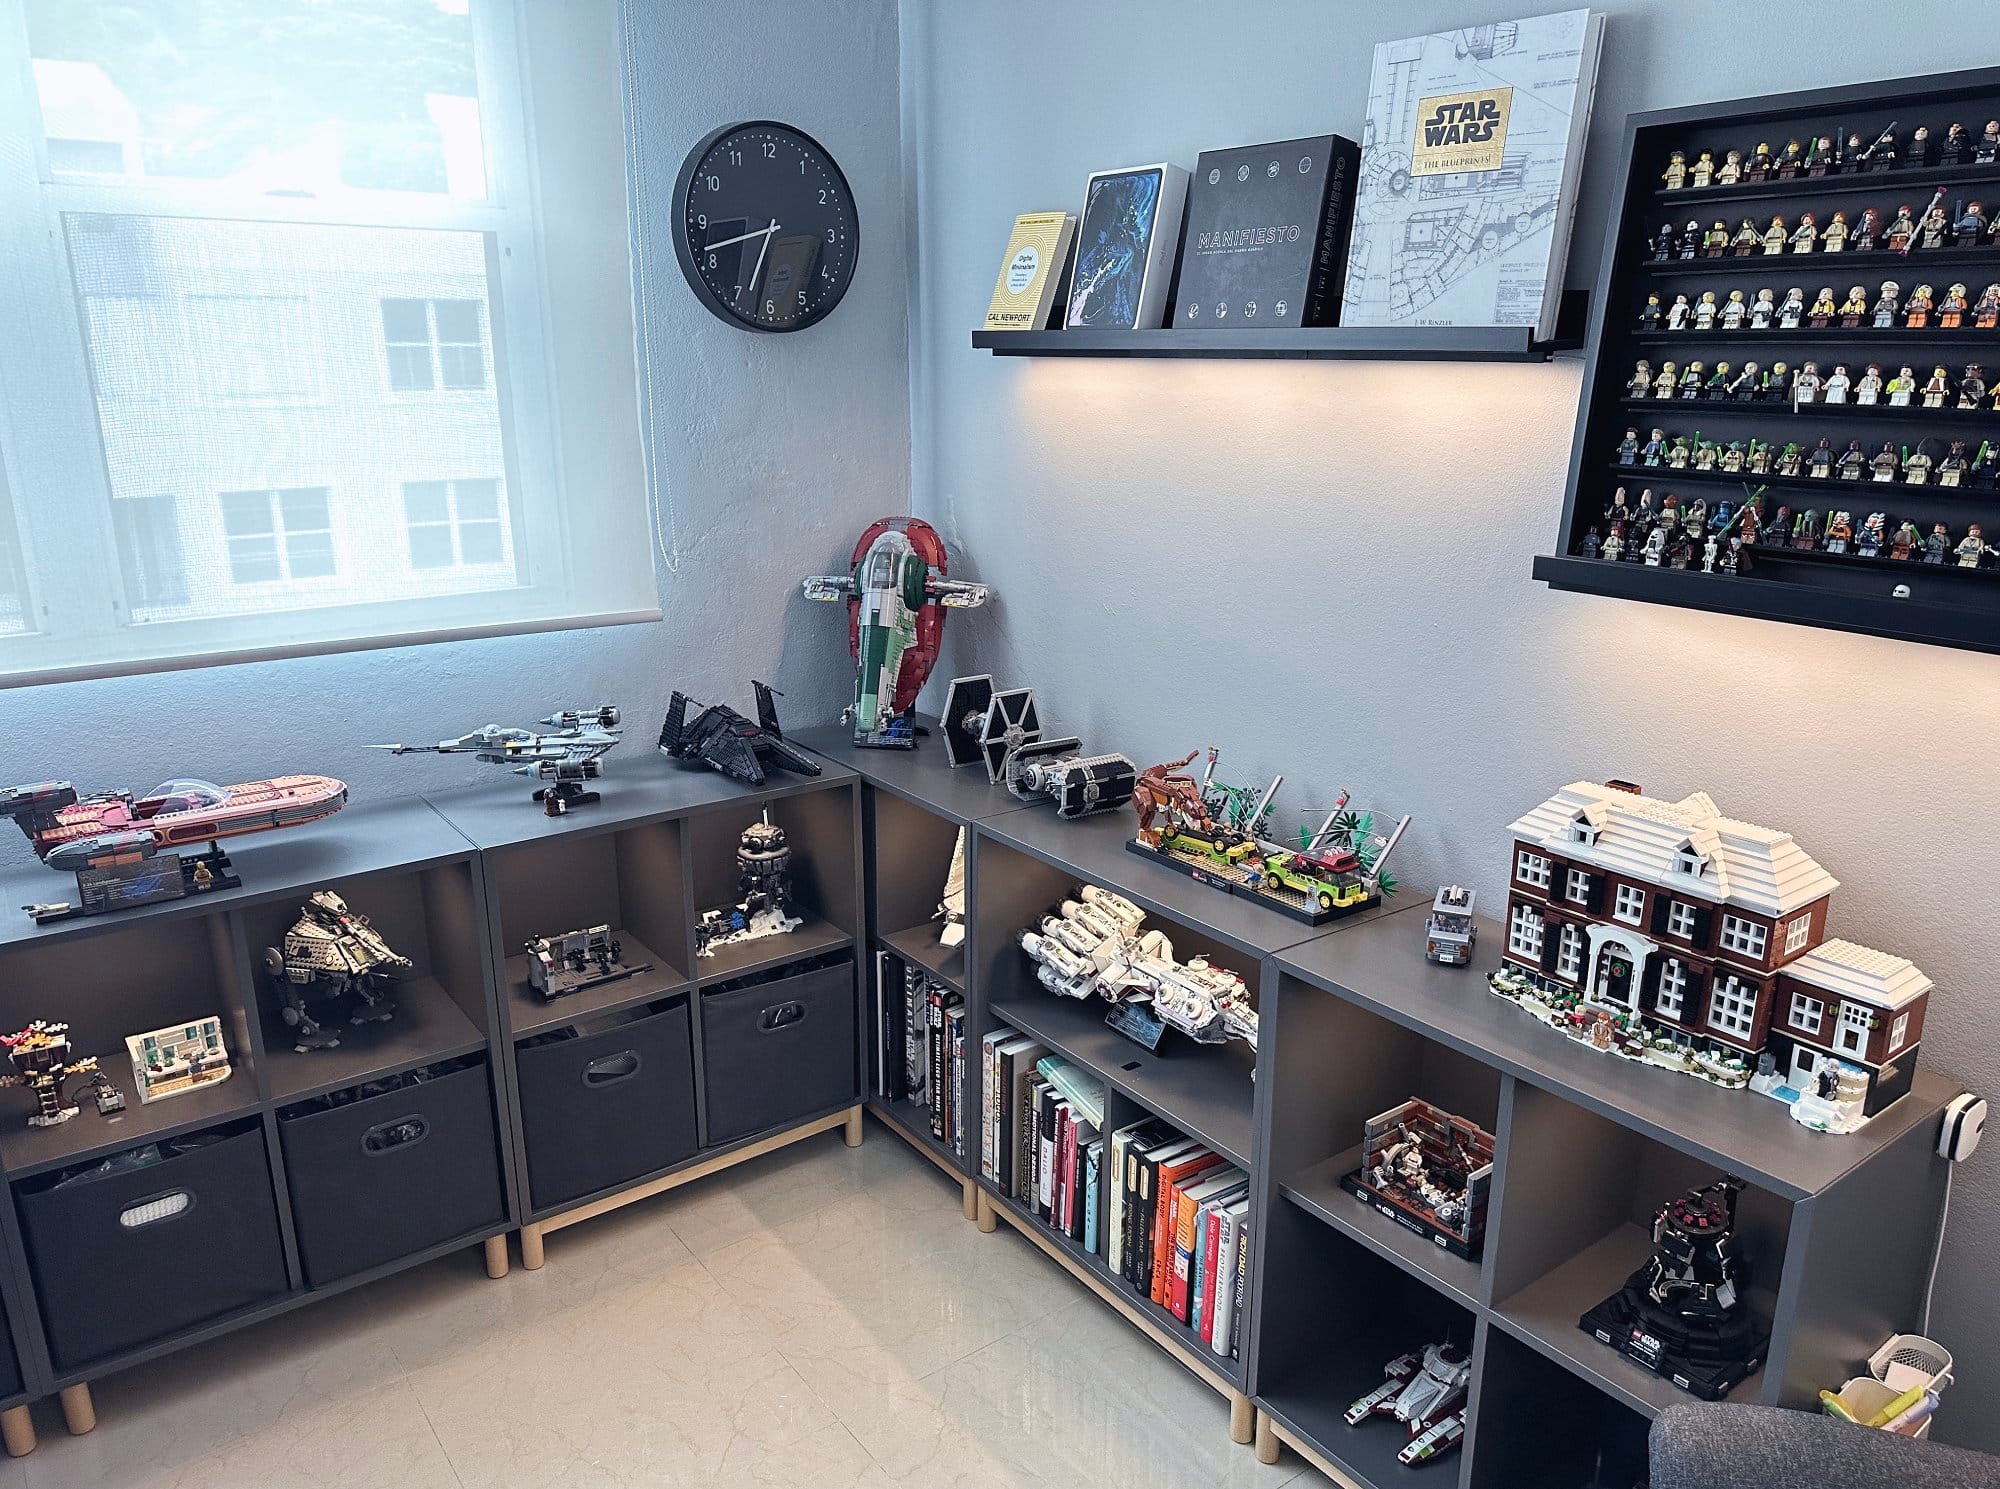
[1545,65,2000,654]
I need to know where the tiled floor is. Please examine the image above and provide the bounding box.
[11,1124,1317,1487]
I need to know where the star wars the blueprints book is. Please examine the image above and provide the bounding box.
[1341,9,1603,340]
[1173,134,1361,328]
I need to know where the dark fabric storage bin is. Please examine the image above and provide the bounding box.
[518,998,697,1211]
[700,960,857,1145]
[17,1121,288,1371]
[279,1059,505,1287]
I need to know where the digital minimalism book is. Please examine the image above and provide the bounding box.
[1340,9,1603,340]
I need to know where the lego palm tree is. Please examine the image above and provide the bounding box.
[0,1020,124,1128]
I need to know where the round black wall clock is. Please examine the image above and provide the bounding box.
[673,121,859,332]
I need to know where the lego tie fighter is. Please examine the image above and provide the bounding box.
[939,675,1137,820]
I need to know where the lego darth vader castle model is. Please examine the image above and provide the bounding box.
[696,810,804,959]
[262,890,411,1051]
[1490,781,1932,1134]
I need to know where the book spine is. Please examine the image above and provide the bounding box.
[1228,1220,1251,1359]
[1170,1186,1199,1321]
[980,1034,999,1181]
[1211,1211,1240,1355]
[1131,1150,1157,1291]
[1036,1086,1057,1220]
[904,964,926,1108]
[1304,136,1363,327]
[1052,1102,1071,1232]
[1083,1141,1102,1255]
[1015,1071,1038,1205]
[927,987,945,1139]
[1198,1203,1225,1342]
[948,1005,966,1158]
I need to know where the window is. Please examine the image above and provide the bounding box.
[1515,850,1551,889]
[1569,812,1598,846]
[1555,922,1583,982]
[1788,993,1824,1033]
[382,298,487,392]
[1666,900,1698,939]
[1508,903,1544,961]
[1836,1002,1872,1056]
[1565,869,1591,906]
[1655,959,1689,1020]
[1889,1013,1910,1053]
[404,479,507,569]
[1613,884,1646,925]
[0,0,653,684]
[1719,915,1769,959]
[220,489,335,583]
[1675,841,1708,877]
[1784,915,1813,955]
[1707,976,1759,1041]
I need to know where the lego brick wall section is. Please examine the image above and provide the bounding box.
[0,0,909,800]
[902,0,2000,1453]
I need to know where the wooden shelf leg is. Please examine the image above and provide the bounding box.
[843,1104,863,1148]
[483,1233,509,1279]
[1253,1409,1280,1466]
[960,1178,978,1222]
[519,1223,546,1271]
[0,1403,34,1457]
[59,1383,94,1437]
[975,1187,997,1234]
[1229,1392,1253,1446]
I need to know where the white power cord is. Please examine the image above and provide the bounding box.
[1920,1159,1951,1337]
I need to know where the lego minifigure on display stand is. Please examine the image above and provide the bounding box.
[1824,511,1854,554]
[1822,365,1851,404]
[1807,288,1837,328]
[1720,290,1748,329]
[1856,512,1887,557]
[1975,284,2000,330]
[1939,284,1968,329]
[1837,440,1869,480]
[1747,141,1774,180]
[1789,213,1818,254]
[1956,201,1988,248]
[1790,362,1822,406]
[1939,440,1971,487]
[1919,198,1951,250]
[1654,361,1679,399]
[1807,440,1834,479]
[1904,444,1935,486]
[1749,288,1777,329]
[1871,442,1901,482]
[1907,125,1934,170]
[1778,287,1805,328]
[1852,207,1883,252]
[1717,148,1743,185]
[1693,292,1720,330]
[1761,215,1788,255]
[1979,120,2000,164]
[1956,364,1987,411]
[1904,284,1935,329]
[1639,294,1663,331]
[1690,150,1716,188]
[1854,365,1884,406]
[1629,361,1655,399]
[1837,286,1868,328]
[1890,521,1922,560]
[1703,221,1730,257]
[1679,221,1703,259]
[1617,428,1641,464]
[1921,365,1951,408]
[1942,122,1970,165]
[1922,523,1951,563]
[1662,150,1687,189]
[1666,294,1692,330]
[1956,525,1992,568]
[1886,366,1918,406]
[1731,217,1761,255]
[1885,205,1916,252]
[1820,209,1849,253]
[1651,223,1678,262]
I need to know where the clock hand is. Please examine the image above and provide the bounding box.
[747,218,777,303]
[702,223,782,252]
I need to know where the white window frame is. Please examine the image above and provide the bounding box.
[0,0,572,682]
[1889,1012,1910,1053]
[1788,992,1824,1033]
[1835,1002,1872,1057]
[1515,849,1551,889]
[1613,883,1645,926]
[1718,914,1769,960]
[1784,915,1813,955]
[1555,922,1583,982]
[1666,900,1698,940]
[1675,842,1707,877]
[1655,959,1688,1020]
[1565,869,1590,906]
[1508,903,1543,961]
[403,477,509,572]
[1707,976,1759,1041]
[219,487,337,586]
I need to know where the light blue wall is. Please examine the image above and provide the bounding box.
[901,0,2000,1449]
[0,0,907,800]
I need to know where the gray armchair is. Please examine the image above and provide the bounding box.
[1651,1403,2000,1489]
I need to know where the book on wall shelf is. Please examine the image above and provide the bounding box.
[1064,163,1191,331]
[1173,134,1361,329]
[1340,8,1605,342]
[984,211,1076,331]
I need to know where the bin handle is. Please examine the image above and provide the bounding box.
[758,1001,807,1033]
[118,1191,192,1230]
[361,1115,429,1156]
[583,1050,642,1087]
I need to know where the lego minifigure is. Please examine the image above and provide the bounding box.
[1602,523,1625,562]
[1856,512,1887,557]
[1887,365,1917,406]
[1776,444,1804,477]
[1578,526,1601,559]
[1837,439,1868,479]
[1807,439,1835,478]
[1855,364,1884,405]
[1904,283,1934,329]
[1974,284,2000,330]
[1807,134,1837,176]
[1908,125,1934,169]
[1942,123,1970,166]
[1704,361,1732,399]
[1651,223,1677,262]
[1958,363,1987,409]
[1703,534,1720,572]
[1749,287,1777,328]
[1920,199,1950,250]
[1820,210,1849,253]
[1807,287,1837,327]
[1838,285,1869,327]
[1955,201,1988,248]
[1693,435,1719,470]
[1974,441,2000,487]
[1956,524,1991,568]
[1642,525,1668,566]
[1713,497,1736,531]
[1864,126,1897,170]
[1791,361,1822,406]
[1765,360,1790,400]
[1617,427,1641,464]
[1853,208,1882,252]
[1678,361,1706,399]
[1939,440,1970,487]
[1921,365,1950,407]
[1905,444,1935,484]
[1605,485,1635,528]
[1667,434,1692,469]
[1871,442,1902,482]
[1683,497,1708,536]
[1642,427,1667,465]
[1838,132,1866,174]
[1822,364,1851,404]
[1793,509,1823,550]
[1639,294,1663,330]
[1720,289,1748,329]
[1703,220,1730,257]
[1761,215,1788,255]
[1633,488,1660,540]
[1979,121,2000,165]
[1693,291,1719,330]
[1778,286,1805,328]
[1629,360,1655,399]
[1747,142,1773,180]
[1653,360,1679,399]
[1720,440,1746,473]
[1732,361,1762,400]
[1665,294,1692,330]
[1731,217,1761,255]
[1939,283,1968,329]
[1886,205,1916,253]
[1790,212,1818,254]
[1890,521,1920,560]
[1922,523,1950,563]
[1679,220,1703,260]
[1738,500,1763,546]
[1776,138,1804,178]
[1721,536,1745,574]
[1747,439,1773,474]
[1767,505,1793,543]
[1662,150,1688,189]
[1690,150,1715,188]
[1718,148,1743,185]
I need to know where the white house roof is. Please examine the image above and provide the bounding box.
[1783,939,1933,1011]
[1507,781,1840,917]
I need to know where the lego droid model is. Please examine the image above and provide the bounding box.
[1424,885,1477,965]
[372,706,621,816]
[938,675,1136,820]
[1579,1176,1768,1400]
[262,890,411,1051]
[802,518,990,749]
[1018,885,1257,1051]
[696,810,804,958]
[0,1021,124,1128]
[525,926,652,1000]
[1339,1099,1494,1259]
[1344,1342,1471,1468]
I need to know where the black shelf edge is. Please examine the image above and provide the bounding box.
[1280,1149,1484,1312]
[692,919,852,987]
[1651,159,2000,209]
[1534,552,2000,654]
[1632,327,2000,347]
[1604,461,1999,505]
[878,923,967,995]
[1640,246,2000,277]
[0,1072,260,1180]
[506,934,692,1039]
[1617,396,1998,423]
[264,976,487,1105]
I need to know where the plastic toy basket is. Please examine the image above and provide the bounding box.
[1827,1335,1953,1438]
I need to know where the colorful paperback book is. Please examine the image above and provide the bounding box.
[984,211,1076,330]
[1228,1217,1252,1358]
[1129,1134,1198,1292]
[1172,1171,1245,1323]
[1152,1148,1222,1307]
[1340,9,1604,340]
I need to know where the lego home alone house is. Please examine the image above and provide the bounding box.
[1489,780,1930,1134]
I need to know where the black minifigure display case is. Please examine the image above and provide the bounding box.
[1536,67,2000,655]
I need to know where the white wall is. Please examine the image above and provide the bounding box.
[0,0,907,798]
[902,0,2000,1449]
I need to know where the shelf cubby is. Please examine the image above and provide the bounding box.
[687,787,857,985]
[1465,1325,1650,1489]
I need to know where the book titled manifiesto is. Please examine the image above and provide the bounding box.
[984,211,1075,331]
[1173,134,1361,329]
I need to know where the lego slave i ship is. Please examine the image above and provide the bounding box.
[0,774,348,923]
[802,517,989,749]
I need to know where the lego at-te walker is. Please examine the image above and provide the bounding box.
[1339,1098,1495,1260]
[696,809,805,959]
[372,707,621,816]
[658,681,823,786]
[1344,1342,1472,1468]
[939,675,1137,819]
[801,517,990,750]
[1,774,348,924]
[0,1022,124,1127]
[261,890,411,1052]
